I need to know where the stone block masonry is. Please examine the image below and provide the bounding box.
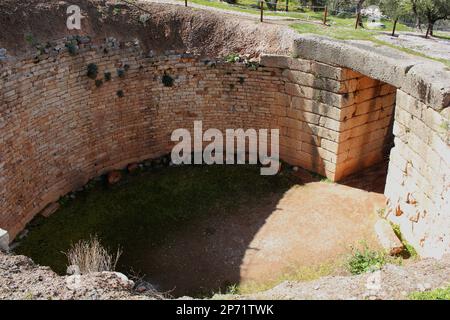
[0,38,448,259]
[0,43,394,241]
[384,90,449,258]
[261,54,396,180]
[292,35,449,259]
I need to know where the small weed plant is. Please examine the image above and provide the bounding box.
[347,245,386,275]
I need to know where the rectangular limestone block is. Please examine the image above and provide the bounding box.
[310,62,361,81]
[283,70,355,93]
[290,97,341,120]
[356,76,381,91]
[374,219,404,254]
[396,90,420,115]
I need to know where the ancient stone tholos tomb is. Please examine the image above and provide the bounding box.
[0,2,448,259]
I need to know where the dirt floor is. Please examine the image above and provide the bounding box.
[228,254,450,300]
[2,248,448,300]
[141,164,388,297]
[14,162,390,298]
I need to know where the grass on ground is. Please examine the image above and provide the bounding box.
[409,286,450,300]
[173,0,449,66]
[347,244,388,275]
[211,261,338,297]
[16,164,298,275]
[290,21,450,67]
[346,242,405,275]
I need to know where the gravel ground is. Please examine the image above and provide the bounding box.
[376,32,450,61]
[2,251,449,300]
[0,252,153,300]
[222,255,450,300]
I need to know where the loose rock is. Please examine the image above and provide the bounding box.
[107,171,122,185]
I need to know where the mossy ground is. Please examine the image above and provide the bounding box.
[16,164,297,276]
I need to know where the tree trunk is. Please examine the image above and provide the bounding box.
[392,18,398,37]
[265,0,277,11]
[356,0,364,14]
[355,13,360,29]
[356,0,365,28]
[429,23,434,36]
[411,1,420,30]
[425,23,431,38]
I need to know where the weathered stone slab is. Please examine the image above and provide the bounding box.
[293,35,450,110]
[374,219,404,255]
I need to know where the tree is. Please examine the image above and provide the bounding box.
[381,0,408,36]
[355,0,366,27]
[326,0,353,15]
[356,0,366,13]
[409,0,422,29]
[416,0,450,37]
[265,0,278,11]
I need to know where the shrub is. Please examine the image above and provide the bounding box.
[117,68,126,78]
[347,245,386,275]
[246,61,259,71]
[24,33,37,46]
[58,195,70,206]
[225,284,240,295]
[162,73,174,87]
[224,53,240,63]
[65,41,78,56]
[66,235,121,274]
[104,72,112,81]
[87,63,98,79]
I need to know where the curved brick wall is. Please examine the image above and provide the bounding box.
[0,1,448,259]
[0,46,277,238]
[0,42,398,241]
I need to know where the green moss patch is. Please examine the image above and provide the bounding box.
[16,165,297,275]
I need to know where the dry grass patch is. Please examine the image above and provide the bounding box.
[66,235,122,274]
